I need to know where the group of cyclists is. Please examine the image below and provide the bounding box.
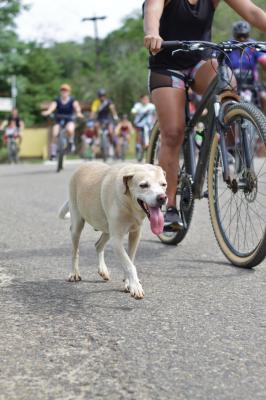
[42,85,156,162]
[39,17,266,172]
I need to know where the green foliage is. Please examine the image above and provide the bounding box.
[213,0,266,42]
[0,1,26,95]
[17,44,63,124]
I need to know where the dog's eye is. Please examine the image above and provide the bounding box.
[139,182,149,189]
[161,183,167,187]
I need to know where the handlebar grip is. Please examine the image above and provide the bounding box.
[161,41,183,48]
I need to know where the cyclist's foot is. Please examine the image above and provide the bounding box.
[49,155,56,161]
[227,151,235,165]
[163,207,184,232]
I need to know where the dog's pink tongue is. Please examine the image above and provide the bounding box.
[149,207,164,235]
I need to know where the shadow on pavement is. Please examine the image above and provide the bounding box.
[10,279,136,315]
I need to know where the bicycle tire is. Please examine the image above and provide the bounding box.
[147,122,194,246]
[57,129,65,172]
[101,132,109,162]
[208,102,266,268]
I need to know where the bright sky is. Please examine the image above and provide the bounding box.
[16,0,143,43]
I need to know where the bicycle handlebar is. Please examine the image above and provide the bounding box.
[161,40,266,53]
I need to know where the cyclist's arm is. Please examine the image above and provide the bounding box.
[225,0,266,33]
[73,100,83,118]
[41,101,57,116]
[131,103,140,115]
[143,0,164,54]
[90,99,99,119]
[109,103,119,121]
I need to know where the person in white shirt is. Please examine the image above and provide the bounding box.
[131,94,156,161]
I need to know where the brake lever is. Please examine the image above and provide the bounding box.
[172,48,190,55]
[256,45,266,52]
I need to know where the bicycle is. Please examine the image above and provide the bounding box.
[48,114,75,173]
[147,40,266,268]
[6,135,19,163]
[99,121,112,162]
[136,123,151,162]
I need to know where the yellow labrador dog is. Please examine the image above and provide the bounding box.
[59,162,167,299]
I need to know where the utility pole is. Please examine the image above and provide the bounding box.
[82,16,107,71]
[11,75,17,108]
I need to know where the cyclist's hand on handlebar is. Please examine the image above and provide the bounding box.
[144,34,163,55]
[41,110,50,117]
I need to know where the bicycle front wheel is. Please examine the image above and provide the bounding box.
[208,103,266,268]
[147,122,194,246]
[57,130,65,172]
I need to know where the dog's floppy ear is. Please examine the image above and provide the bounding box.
[123,174,134,195]
[156,165,166,177]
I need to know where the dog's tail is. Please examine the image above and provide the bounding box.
[58,200,70,220]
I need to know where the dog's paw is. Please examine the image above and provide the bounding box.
[124,278,130,293]
[98,270,110,281]
[129,280,144,300]
[68,274,82,282]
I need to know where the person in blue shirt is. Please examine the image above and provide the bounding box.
[227,20,266,112]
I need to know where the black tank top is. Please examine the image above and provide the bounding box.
[55,96,75,116]
[149,0,215,70]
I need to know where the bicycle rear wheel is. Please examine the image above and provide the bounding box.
[57,130,65,172]
[147,122,194,245]
[208,103,266,268]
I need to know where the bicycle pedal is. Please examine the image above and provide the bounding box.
[203,190,209,199]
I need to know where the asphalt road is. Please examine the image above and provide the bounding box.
[1,162,266,400]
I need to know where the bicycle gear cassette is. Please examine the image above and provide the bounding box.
[180,174,193,212]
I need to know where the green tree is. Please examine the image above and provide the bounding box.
[0,1,27,96]
[18,44,63,124]
[213,0,266,42]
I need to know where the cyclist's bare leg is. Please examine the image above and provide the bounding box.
[66,121,75,140]
[135,128,142,159]
[108,122,114,143]
[52,124,60,143]
[152,87,186,207]
[192,59,236,94]
[66,121,76,152]
[50,124,60,158]
[116,137,122,159]
[260,91,266,113]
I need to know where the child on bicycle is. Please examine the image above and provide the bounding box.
[114,114,134,160]
[81,119,99,160]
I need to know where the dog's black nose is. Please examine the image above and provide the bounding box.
[156,194,167,206]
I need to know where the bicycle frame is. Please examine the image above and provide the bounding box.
[183,58,238,199]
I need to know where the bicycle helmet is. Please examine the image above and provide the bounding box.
[232,21,251,38]
[98,88,106,97]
